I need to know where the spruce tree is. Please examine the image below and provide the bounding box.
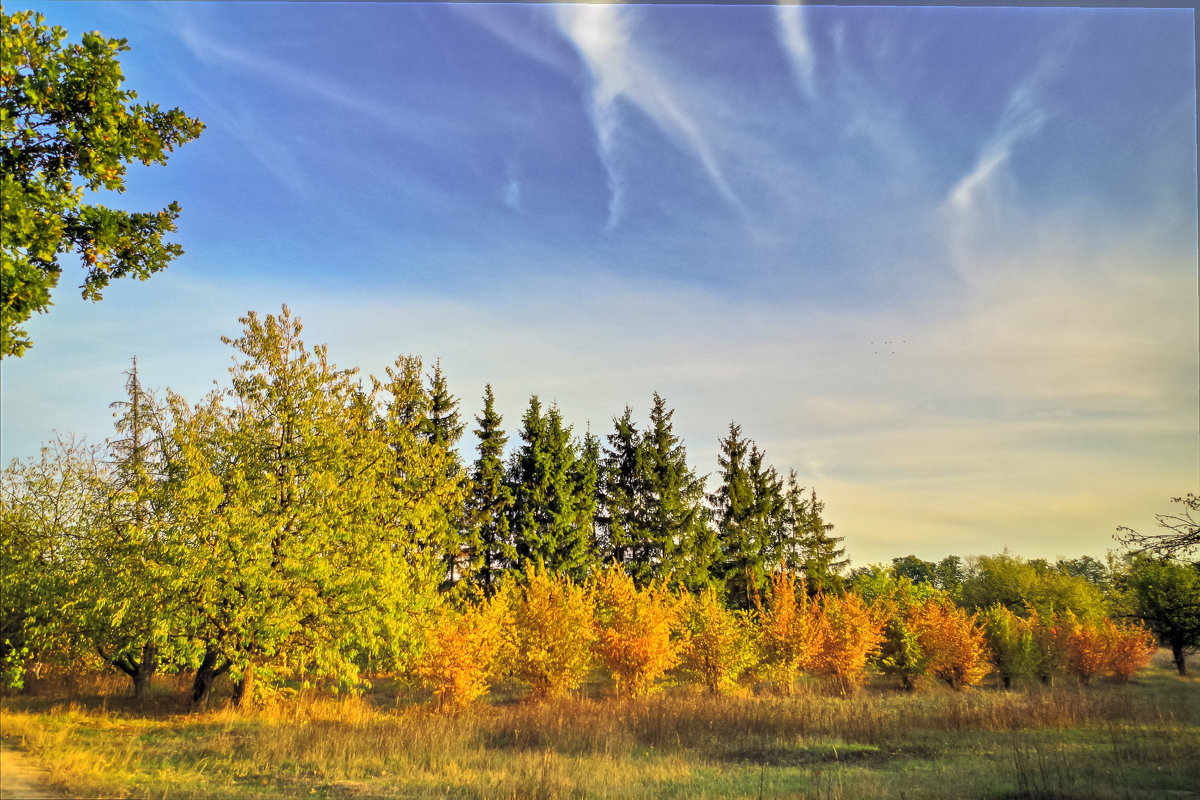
[469,385,513,594]
[91,358,176,701]
[640,393,712,591]
[599,406,643,568]
[509,398,594,581]
[423,360,465,454]
[709,422,761,609]
[798,487,847,594]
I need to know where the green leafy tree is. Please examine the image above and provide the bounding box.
[1117,554,1200,675]
[959,552,1105,619]
[467,385,514,595]
[0,436,104,688]
[172,308,443,707]
[1,9,204,357]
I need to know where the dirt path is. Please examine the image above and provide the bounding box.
[0,748,61,799]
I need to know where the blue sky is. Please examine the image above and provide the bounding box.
[2,2,1196,566]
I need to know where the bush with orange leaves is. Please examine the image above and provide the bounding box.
[911,597,990,690]
[1064,613,1157,684]
[1101,618,1156,682]
[810,591,884,695]
[497,565,596,699]
[414,595,505,712]
[754,569,820,694]
[590,564,683,696]
[680,587,757,694]
[1063,612,1110,685]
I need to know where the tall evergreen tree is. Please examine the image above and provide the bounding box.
[709,422,761,609]
[423,360,465,455]
[598,406,643,568]
[747,444,786,583]
[573,426,602,564]
[640,393,712,591]
[379,356,469,589]
[468,385,513,594]
[92,357,176,701]
[508,399,596,581]
[798,488,847,594]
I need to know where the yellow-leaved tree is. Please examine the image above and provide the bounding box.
[754,569,819,694]
[811,591,884,695]
[1101,618,1156,682]
[911,598,990,690]
[415,594,505,711]
[498,565,595,699]
[680,587,757,694]
[590,564,683,696]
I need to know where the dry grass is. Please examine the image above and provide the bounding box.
[2,654,1198,799]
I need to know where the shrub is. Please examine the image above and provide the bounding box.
[414,596,504,712]
[1101,618,1156,682]
[754,569,820,694]
[590,564,683,696]
[498,565,596,699]
[811,591,884,695]
[912,598,990,690]
[980,604,1038,688]
[679,587,757,694]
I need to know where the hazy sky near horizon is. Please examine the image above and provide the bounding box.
[2,2,1196,567]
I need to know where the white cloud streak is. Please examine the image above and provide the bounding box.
[776,2,817,101]
[552,4,744,228]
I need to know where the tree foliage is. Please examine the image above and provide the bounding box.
[590,563,682,696]
[1,9,204,357]
[679,586,756,694]
[497,564,596,698]
[1116,554,1200,676]
[415,595,505,712]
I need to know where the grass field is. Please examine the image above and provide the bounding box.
[2,651,1198,799]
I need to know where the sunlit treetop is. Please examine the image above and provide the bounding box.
[0,8,203,357]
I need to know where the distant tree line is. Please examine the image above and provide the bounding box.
[2,307,1195,705]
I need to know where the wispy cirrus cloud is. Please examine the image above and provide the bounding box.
[776,1,817,101]
[551,4,744,228]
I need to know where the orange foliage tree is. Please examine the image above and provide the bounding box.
[590,564,683,696]
[680,587,757,694]
[497,565,596,699]
[911,597,990,690]
[754,569,819,694]
[811,591,884,695]
[414,595,504,711]
[1063,612,1109,685]
[1100,618,1156,682]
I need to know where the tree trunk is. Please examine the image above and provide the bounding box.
[232,662,255,708]
[131,642,158,704]
[1172,643,1187,676]
[190,645,228,710]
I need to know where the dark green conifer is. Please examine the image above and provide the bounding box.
[710,422,761,609]
[468,385,513,594]
[641,393,712,591]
